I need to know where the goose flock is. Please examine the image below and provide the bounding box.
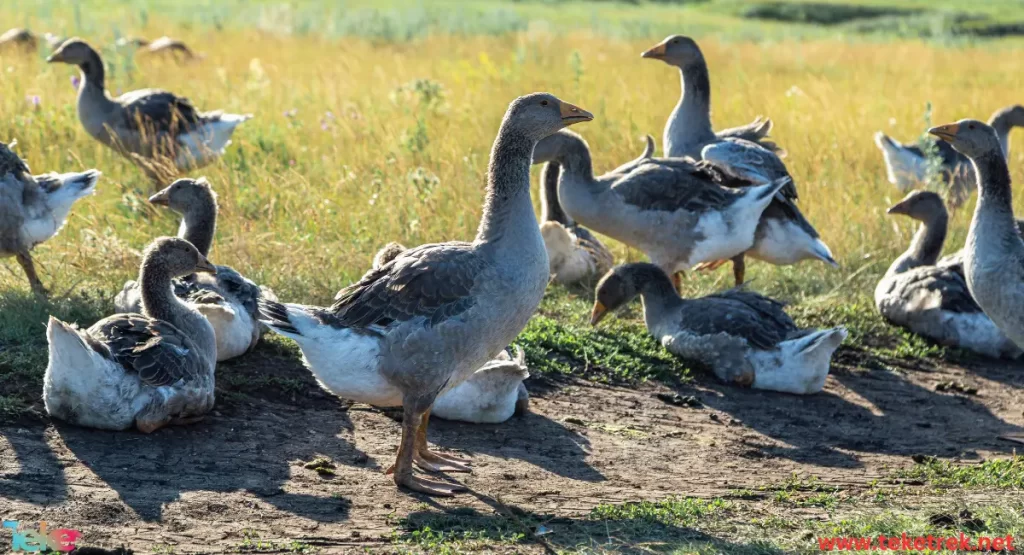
[4,32,1024,496]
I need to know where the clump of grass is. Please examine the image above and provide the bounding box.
[590,497,729,528]
[302,456,337,476]
[893,456,1024,490]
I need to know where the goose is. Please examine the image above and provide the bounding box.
[47,39,251,185]
[691,139,836,284]
[44,237,218,432]
[531,129,789,287]
[0,141,100,294]
[114,178,267,362]
[116,36,200,61]
[0,28,37,52]
[591,263,847,394]
[370,242,531,423]
[875,105,1024,207]
[257,93,593,496]
[538,161,614,285]
[640,35,778,158]
[930,119,1024,350]
[875,191,1020,358]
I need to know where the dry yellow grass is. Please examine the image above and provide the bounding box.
[3,27,1024,303]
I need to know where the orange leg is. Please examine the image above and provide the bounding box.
[413,410,471,473]
[731,254,746,286]
[387,407,467,496]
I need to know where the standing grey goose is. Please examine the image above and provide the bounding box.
[876,105,1024,208]
[0,141,100,294]
[45,237,218,432]
[538,161,614,284]
[369,242,531,424]
[47,39,250,185]
[531,130,807,287]
[640,35,778,158]
[114,178,269,362]
[257,93,593,496]
[875,191,1020,358]
[929,119,1024,350]
[591,263,846,394]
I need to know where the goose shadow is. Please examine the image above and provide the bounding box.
[428,401,606,483]
[0,425,68,505]
[55,340,370,522]
[690,347,1024,468]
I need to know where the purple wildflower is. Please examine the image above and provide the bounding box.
[71,75,81,89]
[26,95,41,110]
[284,108,298,118]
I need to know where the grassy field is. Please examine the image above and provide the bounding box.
[3,0,1024,553]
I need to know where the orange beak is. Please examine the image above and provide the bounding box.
[641,42,667,59]
[589,301,608,326]
[928,123,960,142]
[559,101,594,124]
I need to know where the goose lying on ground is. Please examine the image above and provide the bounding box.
[117,36,200,61]
[930,119,1024,351]
[47,39,250,185]
[692,139,836,284]
[0,141,100,294]
[875,191,1020,358]
[641,35,778,158]
[370,242,530,423]
[876,105,1024,208]
[258,93,592,496]
[532,130,791,286]
[114,178,268,361]
[538,161,614,285]
[44,237,218,432]
[0,28,37,52]
[592,263,847,394]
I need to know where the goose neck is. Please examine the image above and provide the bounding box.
[475,127,536,244]
[180,196,218,257]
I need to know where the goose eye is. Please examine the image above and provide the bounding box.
[672,40,679,44]
[540,100,548,106]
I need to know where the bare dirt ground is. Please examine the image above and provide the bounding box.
[2,341,1023,553]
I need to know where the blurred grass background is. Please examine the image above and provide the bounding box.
[2,0,1024,306]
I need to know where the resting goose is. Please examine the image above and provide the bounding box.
[47,39,250,185]
[532,129,788,286]
[693,139,836,284]
[0,141,100,294]
[117,36,200,61]
[257,93,592,496]
[539,161,614,285]
[114,178,266,362]
[641,35,778,158]
[876,105,1024,207]
[44,237,218,432]
[0,28,37,52]
[370,242,531,423]
[591,263,847,394]
[875,191,1019,358]
[930,119,1024,350]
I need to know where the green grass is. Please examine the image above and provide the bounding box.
[893,456,1024,490]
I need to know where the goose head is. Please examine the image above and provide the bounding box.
[886,190,947,223]
[590,264,650,325]
[504,93,594,142]
[641,35,703,68]
[149,177,216,215]
[145,237,217,277]
[928,119,1003,160]
[46,38,99,66]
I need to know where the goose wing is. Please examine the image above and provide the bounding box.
[87,314,206,387]
[610,158,741,213]
[677,289,796,349]
[328,241,488,329]
[699,138,796,198]
[114,89,205,135]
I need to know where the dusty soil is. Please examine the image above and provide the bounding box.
[2,342,1023,554]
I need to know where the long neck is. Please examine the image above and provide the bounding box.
[539,162,571,225]
[179,194,218,257]
[139,260,192,324]
[76,49,117,112]
[887,213,947,275]
[972,153,1017,232]
[988,112,1016,159]
[475,126,536,243]
[553,134,596,188]
[638,269,685,328]
[665,59,714,157]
